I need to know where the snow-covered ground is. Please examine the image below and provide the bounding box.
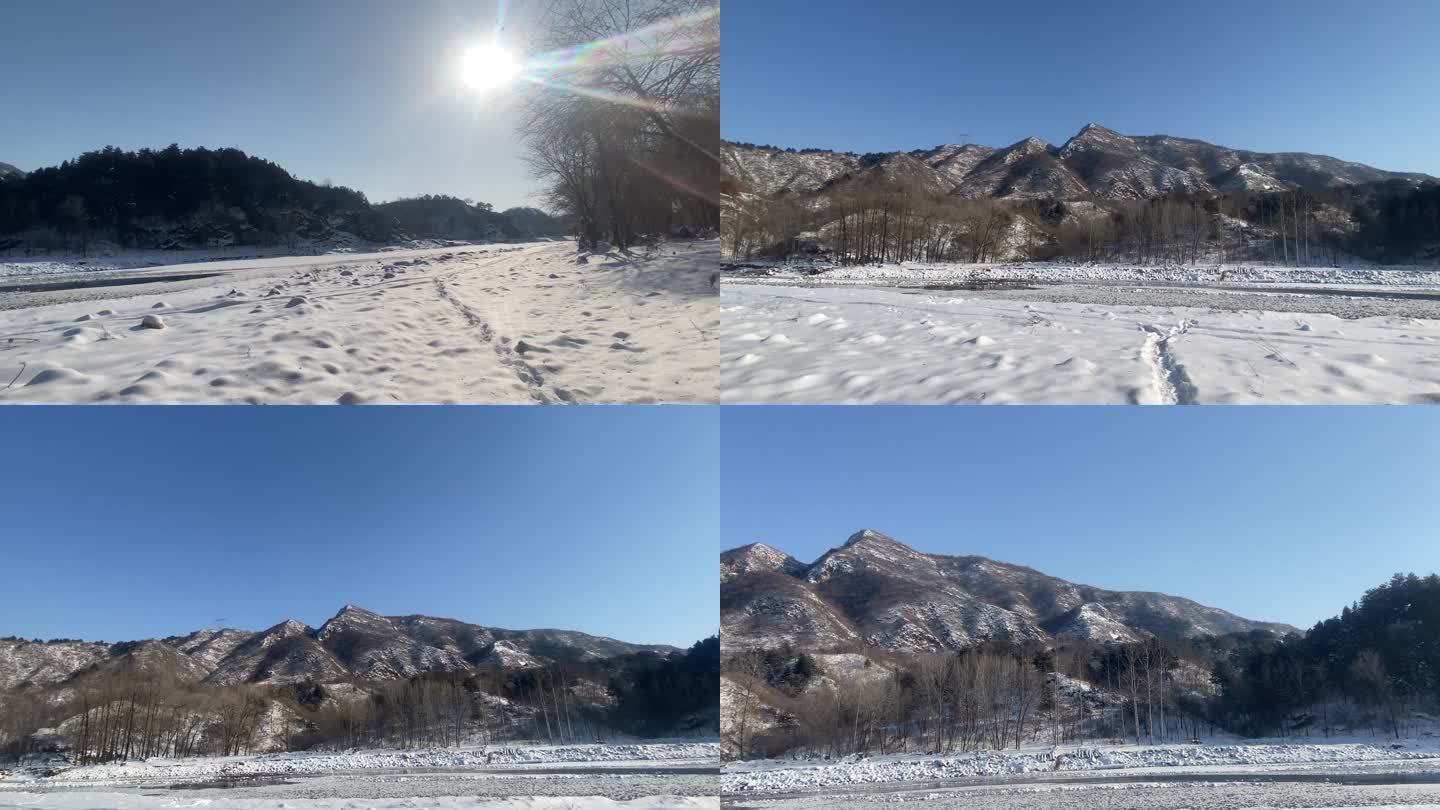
[0,743,720,809]
[723,742,1440,792]
[0,792,717,809]
[732,260,1440,289]
[722,741,1440,809]
[0,235,439,280]
[722,265,1440,403]
[0,240,718,403]
[1,742,718,784]
[726,780,1440,810]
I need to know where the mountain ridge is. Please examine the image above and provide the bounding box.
[722,529,1297,652]
[723,124,1435,200]
[0,606,679,690]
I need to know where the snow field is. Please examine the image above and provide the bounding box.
[732,260,1440,289]
[0,793,719,809]
[721,284,1440,404]
[0,241,718,404]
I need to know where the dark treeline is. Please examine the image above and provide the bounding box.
[0,146,565,255]
[725,142,856,157]
[1210,573,1440,738]
[1351,182,1440,263]
[724,177,1440,266]
[0,637,719,764]
[608,635,720,736]
[372,196,563,242]
[723,574,1440,761]
[0,145,390,253]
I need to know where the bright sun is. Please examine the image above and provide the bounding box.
[462,42,521,91]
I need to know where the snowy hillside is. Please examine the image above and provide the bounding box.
[0,606,679,689]
[723,123,1435,201]
[722,530,1295,651]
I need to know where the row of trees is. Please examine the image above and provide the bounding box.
[0,672,271,765]
[522,0,719,251]
[725,181,1015,265]
[369,195,564,242]
[724,638,1215,761]
[298,674,485,751]
[724,179,1438,266]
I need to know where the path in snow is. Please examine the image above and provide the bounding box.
[0,241,718,403]
[1137,319,1199,404]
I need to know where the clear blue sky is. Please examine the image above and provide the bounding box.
[722,407,1440,632]
[1,0,546,209]
[722,0,1440,177]
[0,407,718,647]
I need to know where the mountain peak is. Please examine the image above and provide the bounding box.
[721,542,805,581]
[843,529,909,549]
[269,619,311,637]
[318,605,389,639]
[1059,123,1136,157]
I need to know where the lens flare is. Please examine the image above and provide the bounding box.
[462,42,520,91]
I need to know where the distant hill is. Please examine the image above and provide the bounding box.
[0,146,563,252]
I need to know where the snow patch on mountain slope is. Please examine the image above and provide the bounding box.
[0,641,110,690]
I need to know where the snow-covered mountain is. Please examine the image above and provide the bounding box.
[722,530,1295,651]
[0,606,677,689]
[723,124,1434,200]
[0,162,24,181]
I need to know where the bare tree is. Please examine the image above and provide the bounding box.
[523,0,718,250]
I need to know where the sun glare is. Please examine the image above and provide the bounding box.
[462,42,521,91]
